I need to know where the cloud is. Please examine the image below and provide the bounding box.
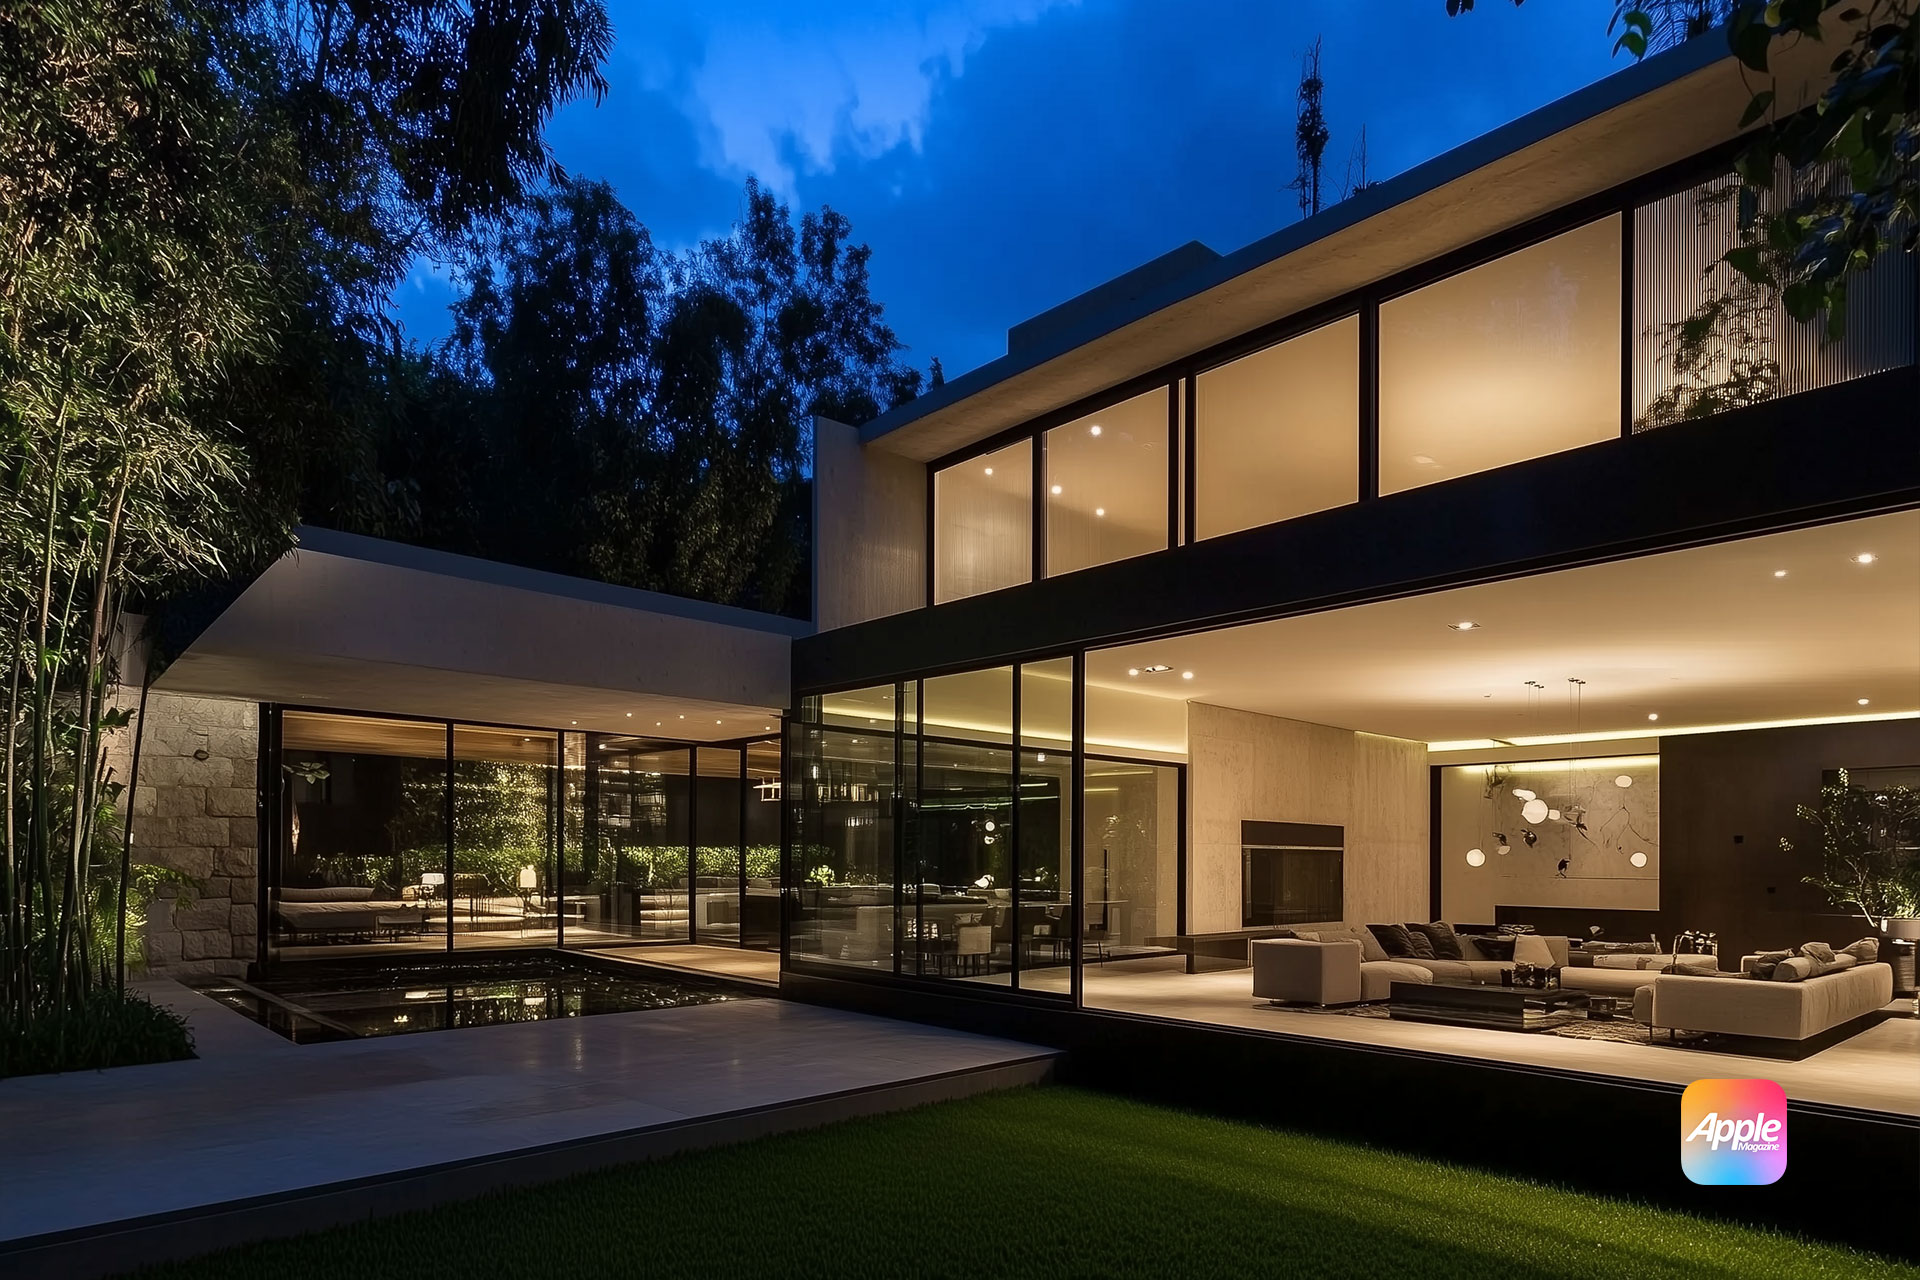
[649,0,1075,194]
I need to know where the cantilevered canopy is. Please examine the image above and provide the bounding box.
[157,528,806,738]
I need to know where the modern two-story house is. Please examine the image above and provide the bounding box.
[125,28,1915,1242]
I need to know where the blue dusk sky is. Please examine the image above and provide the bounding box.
[392,1,1628,381]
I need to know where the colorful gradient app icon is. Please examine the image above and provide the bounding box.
[1681,1079,1787,1185]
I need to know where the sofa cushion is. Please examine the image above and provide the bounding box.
[1360,960,1432,1001]
[1799,941,1836,964]
[1744,949,1793,979]
[1366,924,1419,958]
[1318,927,1389,963]
[1810,954,1859,978]
[1461,933,1514,962]
[1413,959,1508,985]
[1838,937,1880,964]
[1513,933,1558,968]
[1406,921,1464,960]
[1771,956,1815,982]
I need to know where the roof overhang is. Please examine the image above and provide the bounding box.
[156,528,808,738]
[860,30,1838,462]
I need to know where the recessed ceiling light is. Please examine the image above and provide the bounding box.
[1089,425,1102,436]
[1143,664,1172,673]
[625,712,632,717]
[1772,569,1787,578]
[1095,507,1106,517]
[1858,698,1871,706]
[570,720,577,725]
[1181,671,1194,680]
[983,466,993,476]
[1854,553,1876,564]
[1050,484,1063,495]
[1647,713,1659,721]
[1127,668,1140,677]
[678,715,685,720]
[1446,621,1480,632]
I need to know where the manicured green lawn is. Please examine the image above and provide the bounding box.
[138,1086,1911,1280]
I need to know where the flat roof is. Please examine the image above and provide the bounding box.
[859,30,1832,462]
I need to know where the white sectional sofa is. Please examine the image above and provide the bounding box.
[1635,959,1894,1041]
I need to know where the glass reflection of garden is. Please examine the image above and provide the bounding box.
[273,711,781,954]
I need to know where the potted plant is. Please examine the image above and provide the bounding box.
[1781,769,1920,939]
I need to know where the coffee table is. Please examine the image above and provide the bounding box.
[1388,980,1591,1031]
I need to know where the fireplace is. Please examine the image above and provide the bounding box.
[1242,821,1344,927]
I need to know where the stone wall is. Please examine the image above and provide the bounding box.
[107,692,259,978]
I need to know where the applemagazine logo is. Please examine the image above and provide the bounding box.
[1681,1079,1787,1185]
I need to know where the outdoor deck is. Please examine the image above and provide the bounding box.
[0,980,1054,1279]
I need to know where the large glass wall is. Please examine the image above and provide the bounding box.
[934,438,1033,604]
[1194,316,1359,539]
[452,726,560,949]
[269,708,772,959]
[792,663,1083,995]
[694,746,744,945]
[1379,216,1622,495]
[789,708,900,970]
[273,712,451,958]
[743,738,783,949]
[1044,388,1169,577]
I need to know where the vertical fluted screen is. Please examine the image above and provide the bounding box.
[1633,169,1915,431]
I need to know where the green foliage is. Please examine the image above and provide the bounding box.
[3,0,610,1055]
[138,1088,1914,1280]
[0,987,193,1080]
[398,175,926,617]
[1453,1,1915,338]
[1781,768,1920,925]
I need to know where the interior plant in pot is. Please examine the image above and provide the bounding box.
[1780,769,1920,939]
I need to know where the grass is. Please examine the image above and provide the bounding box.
[137,1086,1912,1280]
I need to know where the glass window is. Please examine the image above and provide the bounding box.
[1194,317,1358,539]
[1045,388,1169,577]
[1081,759,1181,1011]
[274,712,449,958]
[583,740,691,941]
[819,683,898,732]
[694,746,744,945]
[790,725,898,970]
[742,738,783,950]
[452,726,560,950]
[1379,216,1622,495]
[934,438,1032,603]
[908,738,1014,983]
[923,666,1013,745]
[1633,170,1916,430]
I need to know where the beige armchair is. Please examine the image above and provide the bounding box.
[1253,938,1363,1005]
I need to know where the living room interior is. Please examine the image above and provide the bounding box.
[993,507,1917,1112]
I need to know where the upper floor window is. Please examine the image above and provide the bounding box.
[1044,388,1169,578]
[934,438,1031,604]
[1193,315,1359,540]
[1378,215,1622,495]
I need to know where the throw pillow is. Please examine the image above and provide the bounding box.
[1744,950,1792,979]
[1313,927,1384,963]
[1400,928,1436,959]
[1464,933,1515,962]
[1366,924,1418,958]
[1798,941,1836,964]
[1512,933,1557,968]
[1838,937,1880,964]
[1770,956,1815,982]
[1406,921,1464,960]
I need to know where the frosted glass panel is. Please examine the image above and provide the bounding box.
[1194,315,1359,539]
[1044,388,1168,577]
[1379,217,1621,495]
[934,438,1031,603]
